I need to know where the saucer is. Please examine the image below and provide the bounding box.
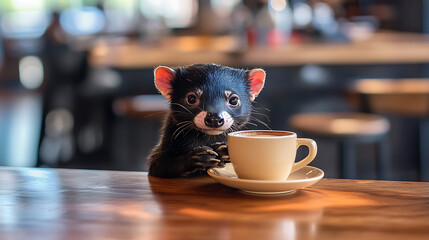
[207,163,324,195]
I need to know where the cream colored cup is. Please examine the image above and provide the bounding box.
[227,130,317,181]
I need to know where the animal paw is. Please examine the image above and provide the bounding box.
[211,142,229,167]
[185,146,220,174]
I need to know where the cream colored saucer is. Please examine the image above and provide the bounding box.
[207,163,324,195]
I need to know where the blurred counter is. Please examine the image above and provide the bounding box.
[90,32,429,69]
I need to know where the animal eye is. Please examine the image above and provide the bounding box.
[228,95,240,107]
[185,93,199,106]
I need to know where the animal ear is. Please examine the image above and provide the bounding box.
[247,68,266,101]
[154,66,176,99]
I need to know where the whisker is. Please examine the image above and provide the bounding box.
[172,122,193,140]
[170,103,193,115]
[251,107,271,122]
[246,122,257,127]
[176,120,193,126]
[251,111,271,122]
[252,107,271,112]
[249,117,271,130]
[183,126,194,137]
[173,126,190,140]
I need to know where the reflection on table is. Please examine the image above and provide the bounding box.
[1,166,429,239]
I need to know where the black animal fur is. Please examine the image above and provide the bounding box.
[148,64,264,178]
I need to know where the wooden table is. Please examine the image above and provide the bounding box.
[89,32,429,68]
[1,167,429,240]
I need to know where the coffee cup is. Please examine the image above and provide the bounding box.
[227,130,317,181]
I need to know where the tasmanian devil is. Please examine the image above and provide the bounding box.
[148,63,265,178]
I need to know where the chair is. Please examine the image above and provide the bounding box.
[350,78,429,181]
[290,112,390,179]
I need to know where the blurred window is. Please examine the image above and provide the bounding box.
[1,11,50,39]
[60,6,105,36]
[210,0,240,17]
[0,0,46,12]
[103,0,139,34]
[0,0,50,39]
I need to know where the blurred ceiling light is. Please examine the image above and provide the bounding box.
[210,0,240,17]
[60,7,105,35]
[270,0,287,12]
[1,11,50,39]
[293,2,312,28]
[140,0,197,28]
[19,56,44,89]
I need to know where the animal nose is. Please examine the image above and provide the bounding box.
[204,112,225,128]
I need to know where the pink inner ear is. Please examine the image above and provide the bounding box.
[155,66,175,98]
[249,69,266,96]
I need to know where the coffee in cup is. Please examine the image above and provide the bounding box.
[227,130,317,181]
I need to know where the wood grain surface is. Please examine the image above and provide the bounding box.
[1,167,428,240]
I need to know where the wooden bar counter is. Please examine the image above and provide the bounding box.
[1,167,428,240]
[90,32,429,68]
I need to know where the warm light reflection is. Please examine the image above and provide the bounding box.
[280,220,296,240]
[85,201,163,220]
[329,118,368,134]
[179,189,377,222]
[270,0,287,12]
[328,117,389,135]
[92,44,109,57]
[355,79,429,94]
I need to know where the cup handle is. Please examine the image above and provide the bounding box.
[291,138,318,173]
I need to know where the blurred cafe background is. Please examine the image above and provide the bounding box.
[0,0,428,181]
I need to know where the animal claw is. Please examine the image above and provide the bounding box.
[215,145,227,151]
[206,150,218,156]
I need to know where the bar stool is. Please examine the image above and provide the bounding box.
[350,78,429,181]
[289,112,390,179]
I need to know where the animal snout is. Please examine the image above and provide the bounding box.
[204,112,225,128]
